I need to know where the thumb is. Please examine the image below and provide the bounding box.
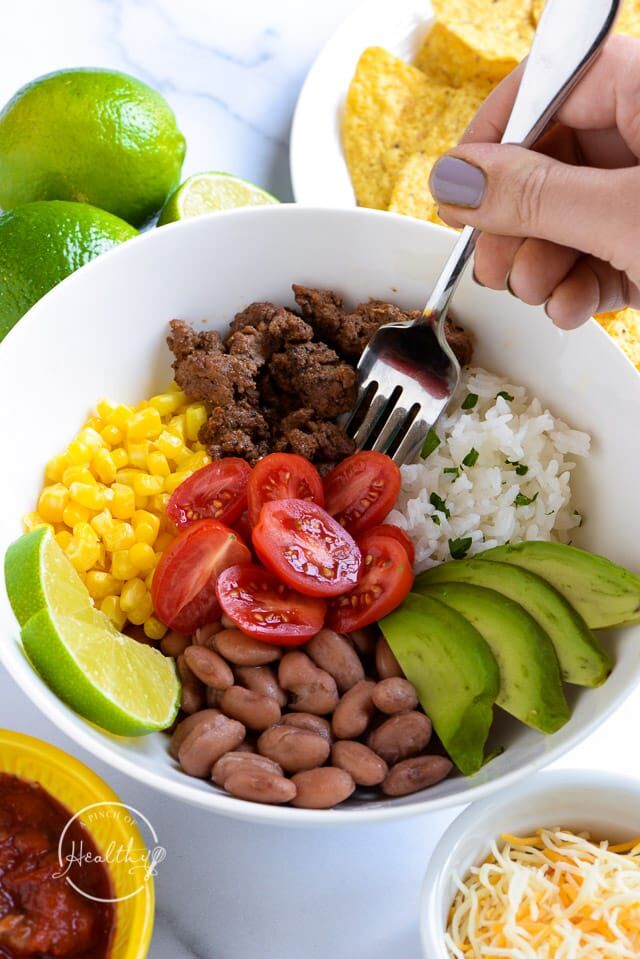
[429,144,640,270]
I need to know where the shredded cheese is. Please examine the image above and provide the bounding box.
[445,829,640,958]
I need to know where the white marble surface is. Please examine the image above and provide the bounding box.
[2,2,640,958]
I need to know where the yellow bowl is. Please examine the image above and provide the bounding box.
[0,729,154,958]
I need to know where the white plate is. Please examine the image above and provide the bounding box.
[1,205,639,827]
[290,0,433,206]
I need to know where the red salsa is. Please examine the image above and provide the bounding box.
[0,772,115,958]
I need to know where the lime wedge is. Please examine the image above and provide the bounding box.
[157,172,279,224]
[4,528,180,736]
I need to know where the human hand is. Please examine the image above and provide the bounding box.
[428,35,640,329]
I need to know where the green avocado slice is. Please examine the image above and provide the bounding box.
[380,593,500,776]
[416,559,612,688]
[480,541,640,630]
[419,582,570,733]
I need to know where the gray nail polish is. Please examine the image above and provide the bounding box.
[430,157,486,208]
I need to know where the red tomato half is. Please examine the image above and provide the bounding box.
[323,451,401,537]
[247,453,324,526]
[327,531,413,632]
[252,499,362,597]
[216,564,326,645]
[365,524,415,565]
[167,459,251,530]
[152,519,251,633]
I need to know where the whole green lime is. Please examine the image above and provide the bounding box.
[0,200,138,341]
[0,68,186,227]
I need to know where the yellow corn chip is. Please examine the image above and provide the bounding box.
[530,0,545,26]
[596,308,640,370]
[388,151,444,224]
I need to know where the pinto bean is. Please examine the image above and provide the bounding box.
[235,666,287,707]
[257,725,330,773]
[306,629,365,692]
[206,687,224,708]
[193,622,223,646]
[331,680,376,740]
[291,768,355,809]
[375,637,403,679]
[177,654,205,714]
[220,686,281,731]
[367,711,432,765]
[382,755,453,797]
[160,631,191,658]
[213,628,281,666]
[169,709,221,759]
[184,645,234,689]
[278,651,339,715]
[212,751,283,787]
[178,713,246,777]
[350,628,378,658]
[281,712,332,745]
[225,769,297,805]
[372,678,418,715]
[331,741,388,787]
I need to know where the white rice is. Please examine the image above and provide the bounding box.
[388,367,591,572]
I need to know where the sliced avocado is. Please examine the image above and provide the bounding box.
[416,560,612,687]
[419,582,570,733]
[380,593,500,776]
[481,542,640,630]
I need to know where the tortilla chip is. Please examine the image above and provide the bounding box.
[388,151,443,224]
[532,0,640,35]
[596,308,640,370]
[343,47,431,210]
[530,0,545,26]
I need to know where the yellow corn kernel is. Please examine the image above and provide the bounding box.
[155,531,175,553]
[184,403,208,441]
[107,404,135,432]
[119,577,147,612]
[55,529,73,550]
[23,512,50,533]
[62,501,91,528]
[90,509,113,539]
[155,430,184,459]
[127,592,154,625]
[181,450,210,472]
[133,510,160,543]
[85,571,121,600]
[149,493,170,516]
[164,470,193,494]
[145,567,156,590]
[168,380,182,393]
[134,493,149,510]
[148,391,187,416]
[92,448,117,484]
[45,453,71,482]
[66,535,100,572]
[100,423,122,447]
[110,549,138,580]
[143,617,167,640]
[78,427,104,454]
[103,522,136,552]
[94,542,107,570]
[68,439,94,466]
[128,542,156,572]
[126,440,150,470]
[167,414,186,441]
[132,473,165,496]
[69,482,108,511]
[38,484,69,523]
[73,521,99,543]
[146,450,170,477]
[100,595,127,631]
[110,483,135,520]
[62,465,96,487]
[127,407,162,441]
[110,447,128,470]
[115,468,143,488]
[97,398,117,420]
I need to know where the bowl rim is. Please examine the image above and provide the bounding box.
[419,767,640,959]
[0,729,154,958]
[1,204,639,826]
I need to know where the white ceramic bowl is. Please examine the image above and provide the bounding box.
[1,205,640,826]
[420,768,640,958]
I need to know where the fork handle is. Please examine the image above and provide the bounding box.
[421,0,621,330]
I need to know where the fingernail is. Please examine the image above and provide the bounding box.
[506,273,516,297]
[430,157,486,208]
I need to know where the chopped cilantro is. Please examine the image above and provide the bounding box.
[461,392,478,410]
[421,428,441,459]
[430,492,451,518]
[506,459,528,476]
[514,491,539,507]
[497,390,514,402]
[444,467,460,478]
[449,536,472,559]
[432,515,441,526]
[462,447,479,467]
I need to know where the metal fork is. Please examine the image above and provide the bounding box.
[346,0,621,465]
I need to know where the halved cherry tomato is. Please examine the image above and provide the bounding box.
[252,498,362,597]
[247,453,324,526]
[366,524,415,565]
[216,564,326,645]
[327,531,413,632]
[167,458,251,530]
[233,511,254,550]
[152,519,251,633]
[323,451,401,537]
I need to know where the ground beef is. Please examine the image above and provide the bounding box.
[167,285,474,467]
